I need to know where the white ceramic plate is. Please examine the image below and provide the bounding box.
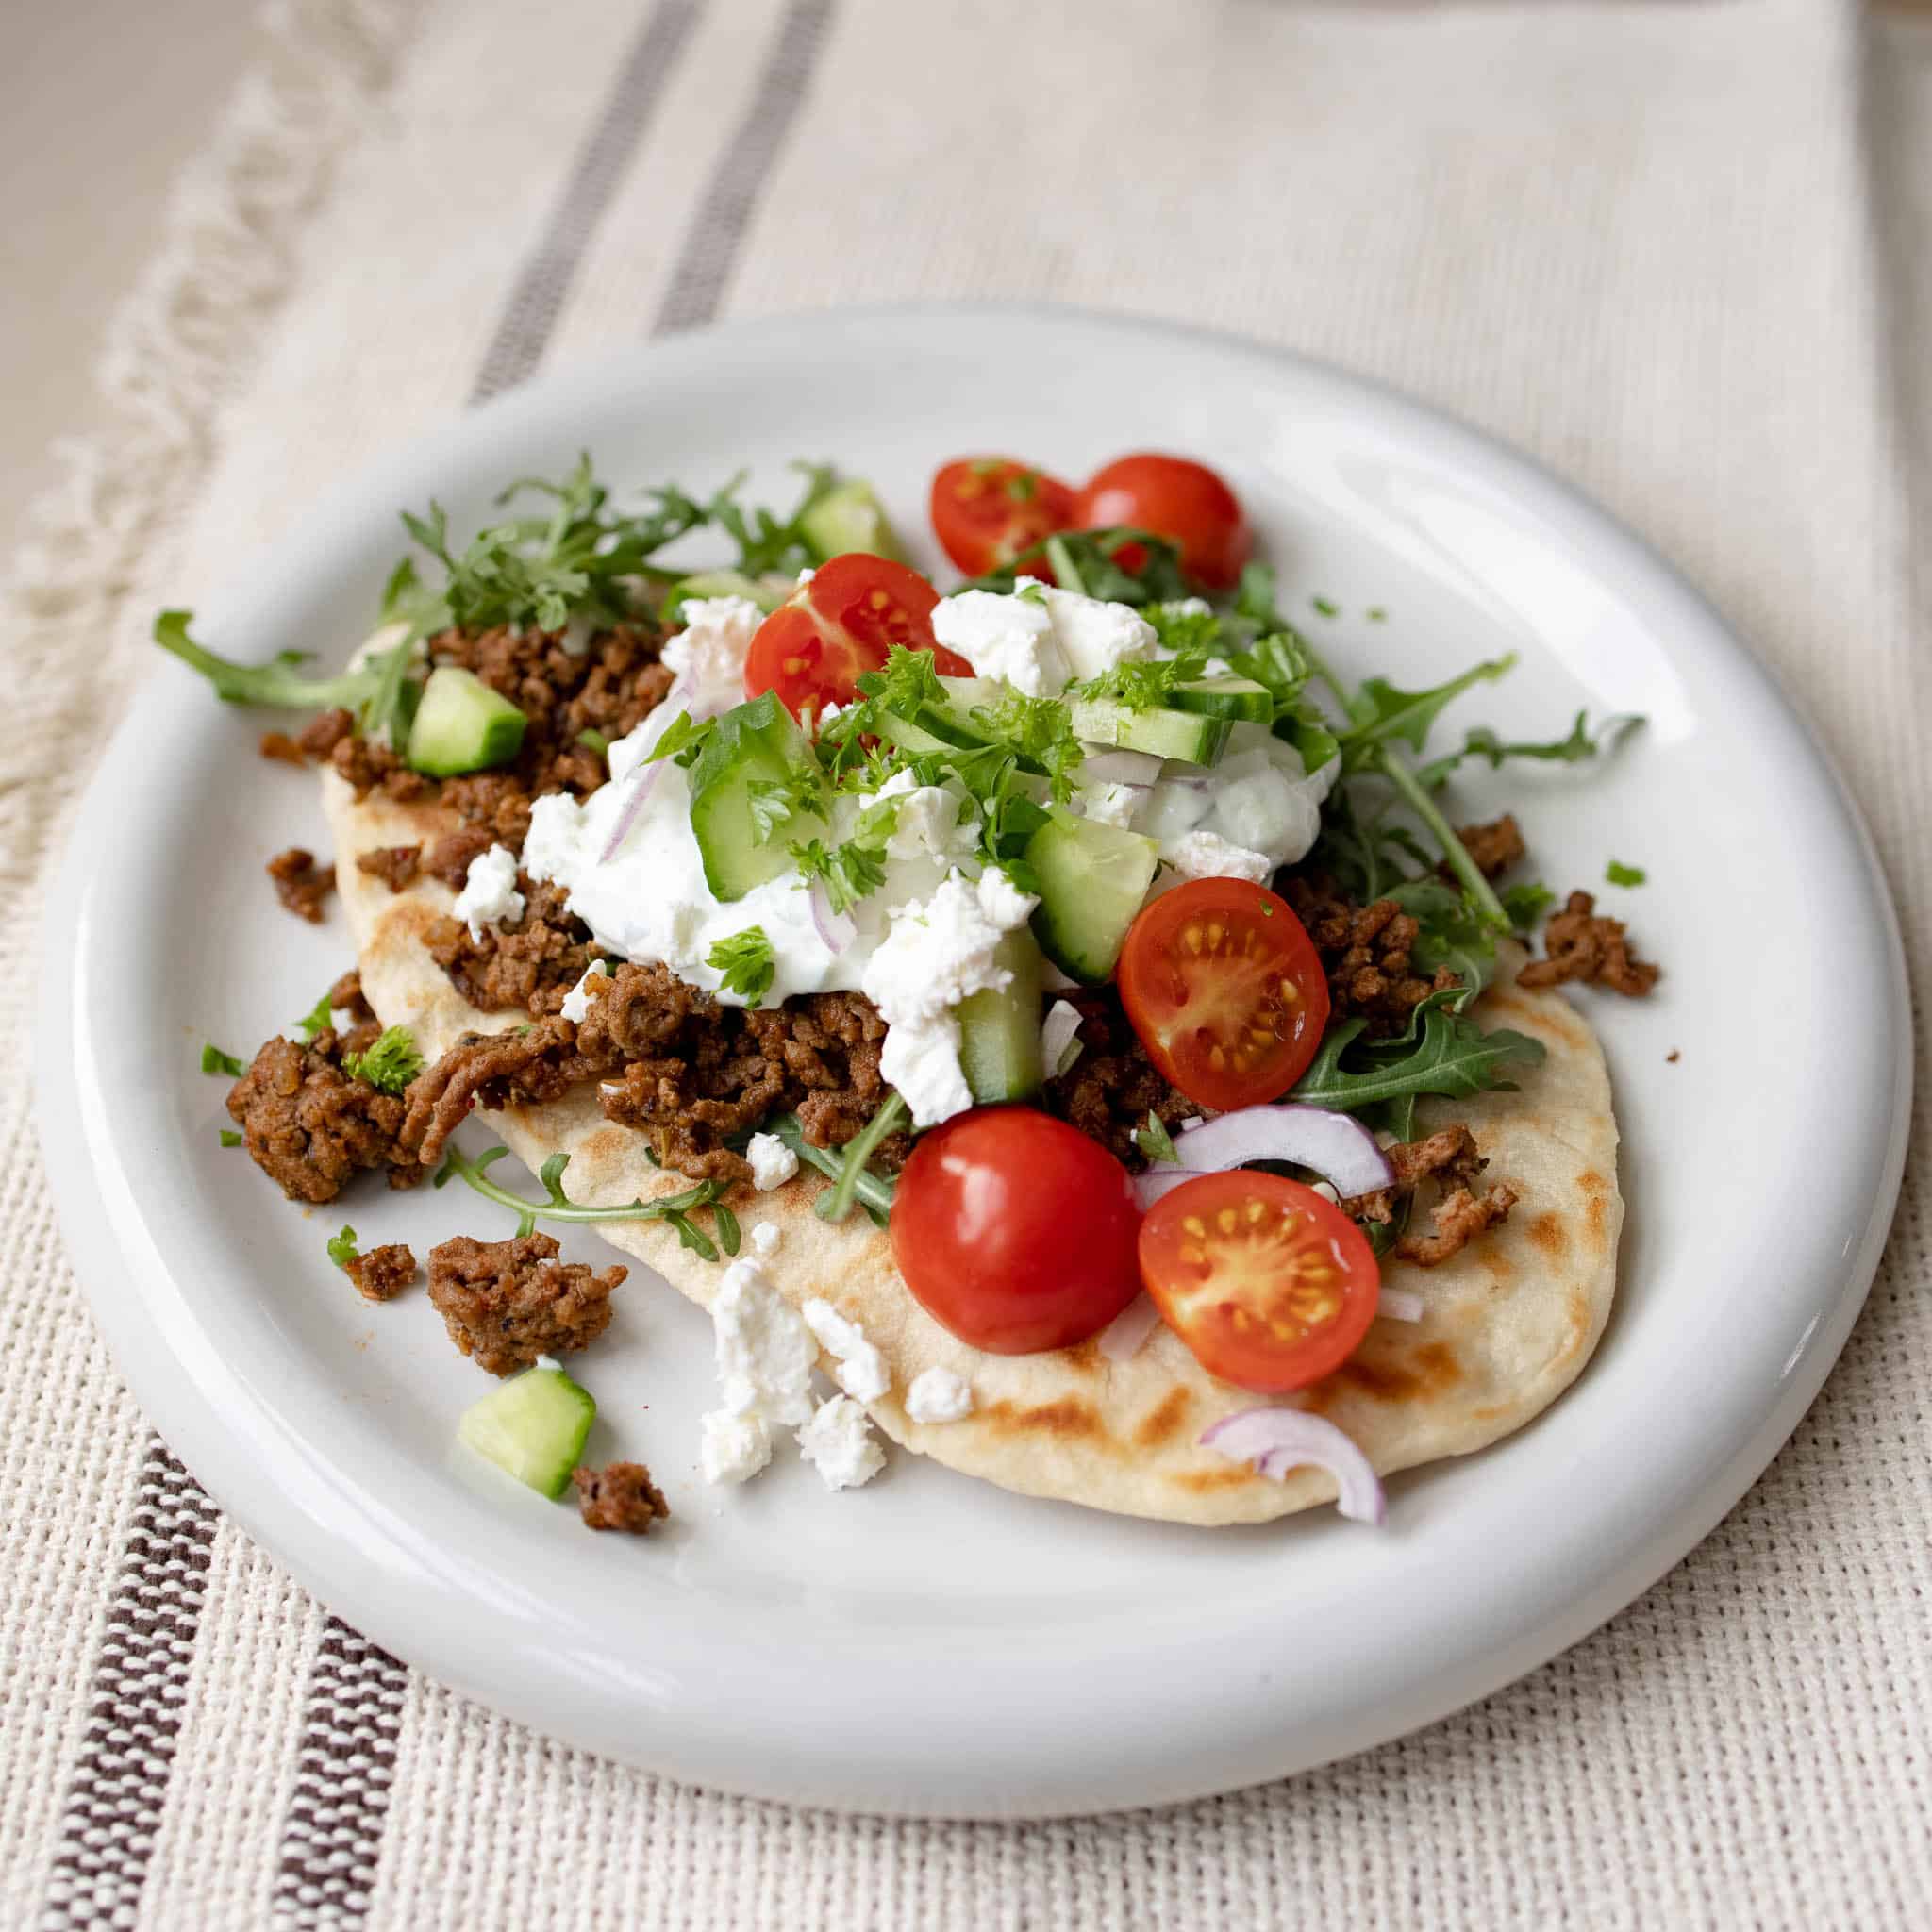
[39,308,1909,1819]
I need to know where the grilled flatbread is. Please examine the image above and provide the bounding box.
[325,772,1622,1526]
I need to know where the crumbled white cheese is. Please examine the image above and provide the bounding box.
[1041,587,1158,682]
[932,589,1069,694]
[659,595,764,710]
[906,1367,974,1424]
[1158,828,1275,885]
[863,867,1039,1126]
[700,1258,818,1483]
[750,1221,781,1257]
[746,1131,800,1191]
[1076,780,1144,829]
[452,844,525,941]
[559,958,608,1024]
[796,1395,885,1491]
[803,1299,890,1401]
[700,1410,772,1485]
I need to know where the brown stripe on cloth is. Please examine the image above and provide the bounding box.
[654,0,839,333]
[39,1442,221,1931]
[270,1623,408,1928]
[471,0,705,403]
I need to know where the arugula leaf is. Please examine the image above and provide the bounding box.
[698,461,839,577]
[1606,859,1646,887]
[1414,710,1640,789]
[219,1128,242,1148]
[812,1092,908,1224]
[1340,658,1518,767]
[761,1112,897,1221]
[158,611,392,715]
[436,1143,738,1259]
[327,1225,359,1270]
[1291,990,1545,1113]
[708,925,775,1003]
[293,991,335,1043]
[201,1042,245,1077]
[1135,1112,1180,1164]
[341,1024,424,1095]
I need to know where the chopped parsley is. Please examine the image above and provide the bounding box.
[341,1024,424,1095]
[219,1129,242,1148]
[326,1225,359,1270]
[1606,859,1647,887]
[708,925,776,1003]
[292,991,335,1043]
[201,1042,245,1078]
[1312,595,1340,618]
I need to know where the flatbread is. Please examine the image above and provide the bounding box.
[325,770,1622,1525]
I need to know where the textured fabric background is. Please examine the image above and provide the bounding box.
[3,0,1927,1925]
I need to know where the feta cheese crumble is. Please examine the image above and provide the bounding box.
[796,1395,885,1491]
[932,588,1069,694]
[699,1260,815,1484]
[746,1131,800,1192]
[803,1299,890,1401]
[658,595,764,711]
[700,1410,772,1486]
[750,1221,781,1257]
[559,958,608,1024]
[1041,586,1158,681]
[1159,827,1275,886]
[905,1367,974,1425]
[452,844,525,941]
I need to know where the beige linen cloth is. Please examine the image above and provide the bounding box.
[3,0,1928,1924]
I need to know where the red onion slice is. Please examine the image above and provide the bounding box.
[809,880,856,955]
[1200,1407,1385,1524]
[1174,1104,1392,1199]
[1081,748,1165,787]
[1130,1165,1196,1211]
[1378,1289,1424,1324]
[1041,999,1084,1076]
[1096,1293,1162,1363]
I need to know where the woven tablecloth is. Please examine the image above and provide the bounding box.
[4,0,1928,1924]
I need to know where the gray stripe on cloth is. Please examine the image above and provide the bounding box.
[470,0,705,403]
[270,1622,408,1930]
[653,0,837,334]
[37,1442,222,1932]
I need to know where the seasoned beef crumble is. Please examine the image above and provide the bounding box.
[426,876,597,1015]
[1454,813,1526,880]
[1342,1125,1520,1267]
[1520,890,1659,996]
[573,1461,670,1534]
[1282,874,1460,1035]
[345,1241,417,1303]
[1042,989,1194,1168]
[258,730,308,768]
[226,1026,425,1204]
[266,846,335,923]
[355,844,422,892]
[425,1231,625,1375]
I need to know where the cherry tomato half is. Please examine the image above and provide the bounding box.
[929,458,1077,579]
[742,553,972,719]
[1140,1171,1379,1392]
[1117,878,1330,1113]
[1073,452,1252,590]
[891,1108,1141,1355]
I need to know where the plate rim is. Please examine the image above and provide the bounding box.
[36,303,1914,1818]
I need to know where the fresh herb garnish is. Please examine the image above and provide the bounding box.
[341,1024,424,1095]
[1606,859,1646,887]
[435,1145,739,1260]
[708,925,776,1003]
[761,1113,897,1226]
[810,1093,908,1225]
[1291,988,1545,1113]
[1312,596,1340,618]
[745,759,827,844]
[639,709,716,769]
[219,1128,242,1148]
[1135,1112,1180,1164]
[293,991,335,1043]
[576,727,609,758]
[1414,710,1640,790]
[201,1042,245,1077]
[327,1225,359,1270]
[961,526,1191,605]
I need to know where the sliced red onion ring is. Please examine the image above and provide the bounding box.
[810,880,856,955]
[1174,1104,1392,1199]
[1130,1165,1196,1211]
[1081,748,1165,787]
[1096,1292,1162,1363]
[1378,1289,1424,1324]
[599,676,694,862]
[1041,999,1084,1076]
[1200,1408,1385,1524]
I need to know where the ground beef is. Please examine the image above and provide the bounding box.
[1454,814,1526,880]
[355,844,421,892]
[321,622,675,844]
[425,877,596,1015]
[1342,1125,1518,1267]
[266,847,335,923]
[573,1462,669,1534]
[328,967,376,1027]
[425,1232,624,1375]
[226,1030,425,1204]
[345,1241,417,1303]
[259,730,307,768]
[424,826,497,890]
[1519,890,1659,996]
[1042,989,1195,1168]
[401,970,904,1185]
[1282,874,1460,1034]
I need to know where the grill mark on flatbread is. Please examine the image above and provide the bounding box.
[1133,1387,1194,1449]
[1528,1212,1569,1257]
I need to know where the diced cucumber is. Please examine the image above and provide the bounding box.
[686,693,829,900]
[936,675,1009,716]
[458,1364,595,1499]
[874,708,958,758]
[1024,815,1160,984]
[958,929,1046,1104]
[663,570,793,621]
[1167,676,1273,724]
[407,666,527,775]
[801,479,905,563]
[1067,696,1230,767]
